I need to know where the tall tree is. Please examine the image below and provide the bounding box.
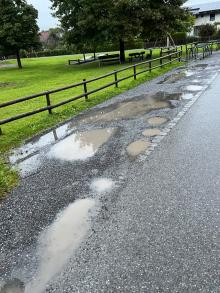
[51,0,193,62]
[0,0,40,68]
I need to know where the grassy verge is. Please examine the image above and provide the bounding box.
[0,52,183,198]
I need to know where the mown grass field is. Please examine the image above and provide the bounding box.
[0,48,183,197]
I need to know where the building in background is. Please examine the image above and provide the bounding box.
[187,1,220,36]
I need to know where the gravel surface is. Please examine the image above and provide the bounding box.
[1,53,220,293]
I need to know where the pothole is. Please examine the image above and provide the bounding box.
[126,140,151,158]
[48,128,116,161]
[70,92,180,126]
[142,129,161,137]
[147,117,168,126]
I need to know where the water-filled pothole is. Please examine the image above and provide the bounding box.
[70,92,181,126]
[147,117,168,126]
[48,128,116,161]
[142,129,161,137]
[127,140,150,158]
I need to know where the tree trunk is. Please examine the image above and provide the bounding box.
[119,39,125,63]
[16,50,22,69]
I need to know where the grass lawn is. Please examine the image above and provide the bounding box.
[0,49,183,198]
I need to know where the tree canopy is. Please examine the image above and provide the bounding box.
[0,0,40,68]
[51,0,194,62]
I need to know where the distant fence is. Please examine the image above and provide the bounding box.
[0,42,216,135]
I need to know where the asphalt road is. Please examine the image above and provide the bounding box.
[1,53,220,292]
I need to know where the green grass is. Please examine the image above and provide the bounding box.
[0,50,182,198]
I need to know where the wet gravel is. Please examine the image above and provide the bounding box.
[1,53,220,292]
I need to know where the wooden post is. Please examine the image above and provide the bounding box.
[83,79,88,100]
[114,70,118,88]
[133,65,137,80]
[149,61,152,73]
[46,93,52,114]
[160,56,163,68]
[0,127,2,135]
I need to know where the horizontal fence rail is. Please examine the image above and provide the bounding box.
[0,42,215,134]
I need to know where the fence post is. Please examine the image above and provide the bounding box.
[0,127,2,135]
[114,70,118,88]
[133,65,137,80]
[160,56,163,68]
[178,51,181,62]
[83,79,88,100]
[46,93,52,114]
[149,60,152,73]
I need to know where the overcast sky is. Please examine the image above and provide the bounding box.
[27,0,218,31]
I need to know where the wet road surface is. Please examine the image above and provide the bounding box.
[1,54,220,292]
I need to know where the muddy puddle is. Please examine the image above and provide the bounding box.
[127,140,151,158]
[48,128,116,162]
[147,117,168,126]
[70,92,181,126]
[142,129,161,137]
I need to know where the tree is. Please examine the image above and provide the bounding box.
[198,24,216,39]
[51,0,193,63]
[0,0,40,68]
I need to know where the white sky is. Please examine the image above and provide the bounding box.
[27,0,218,31]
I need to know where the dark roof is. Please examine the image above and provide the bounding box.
[187,1,220,14]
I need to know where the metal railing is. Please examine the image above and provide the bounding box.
[0,49,183,134]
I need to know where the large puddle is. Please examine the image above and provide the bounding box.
[25,198,96,293]
[70,92,181,126]
[48,128,116,162]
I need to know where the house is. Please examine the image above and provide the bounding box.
[186,1,220,36]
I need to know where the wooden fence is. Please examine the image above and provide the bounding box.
[0,42,215,134]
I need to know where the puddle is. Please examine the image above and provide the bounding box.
[182,93,194,100]
[70,92,180,126]
[127,140,150,158]
[90,178,115,194]
[142,129,161,137]
[0,279,25,293]
[185,85,203,92]
[147,117,168,126]
[48,128,116,162]
[158,72,185,84]
[25,198,96,293]
[10,125,70,165]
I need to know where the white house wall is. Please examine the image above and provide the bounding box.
[189,12,220,36]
